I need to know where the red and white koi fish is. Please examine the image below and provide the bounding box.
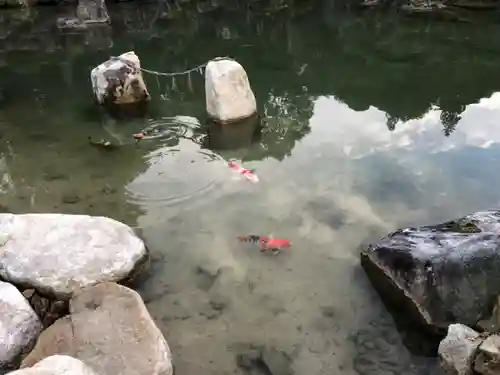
[227,160,259,183]
[237,235,291,254]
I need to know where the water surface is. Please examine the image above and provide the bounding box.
[1,3,500,374]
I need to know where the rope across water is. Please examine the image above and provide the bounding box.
[109,55,234,77]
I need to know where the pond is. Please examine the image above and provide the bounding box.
[1,2,500,374]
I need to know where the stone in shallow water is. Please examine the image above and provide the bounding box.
[438,324,480,375]
[21,282,173,375]
[205,57,257,124]
[361,210,500,333]
[0,0,27,8]
[7,355,100,375]
[474,334,500,375]
[0,213,148,300]
[76,0,110,24]
[90,51,150,106]
[477,296,500,333]
[0,281,43,371]
[350,315,416,375]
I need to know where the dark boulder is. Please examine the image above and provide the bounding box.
[361,210,500,335]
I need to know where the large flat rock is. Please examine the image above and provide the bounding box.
[0,213,148,300]
[361,210,500,333]
[7,355,100,375]
[0,281,43,371]
[21,282,173,375]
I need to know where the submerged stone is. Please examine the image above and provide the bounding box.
[0,213,148,300]
[478,295,500,334]
[235,344,294,375]
[0,281,43,371]
[21,283,173,375]
[361,210,500,333]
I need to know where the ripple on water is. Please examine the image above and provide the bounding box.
[125,117,228,210]
[137,116,201,142]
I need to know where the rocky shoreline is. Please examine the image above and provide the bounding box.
[362,210,500,374]
[1,0,498,19]
[0,213,172,375]
[4,208,500,375]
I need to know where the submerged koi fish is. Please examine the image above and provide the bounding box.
[227,160,259,183]
[237,235,291,254]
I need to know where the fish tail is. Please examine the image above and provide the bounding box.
[237,235,261,244]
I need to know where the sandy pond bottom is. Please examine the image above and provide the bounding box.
[130,134,444,375]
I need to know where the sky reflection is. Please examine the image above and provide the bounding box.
[303,91,500,160]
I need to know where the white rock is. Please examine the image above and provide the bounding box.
[438,323,480,375]
[0,281,43,370]
[22,283,173,375]
[205,57,257,123]
[90,51,150,105]
[474,334,500,375]
[0,213,148,300]
[7,355,101,375]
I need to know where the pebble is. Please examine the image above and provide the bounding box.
[61,194,81,204]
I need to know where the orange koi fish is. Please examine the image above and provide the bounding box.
[227,160,259,183]
[237,235,291,254]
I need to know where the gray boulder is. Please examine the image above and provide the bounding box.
[0,281,43,371]
[21,283,173,375]
[0,213,148,300]
[7,355,100,375]
[361,210,500,333]
[438,323,480,375]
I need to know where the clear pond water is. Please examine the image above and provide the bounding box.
[1,3,500,374]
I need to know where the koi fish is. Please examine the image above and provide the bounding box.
[227,160,259,183]
[133,116,201,141]
[237,235,291,254]
[133,132,145,140]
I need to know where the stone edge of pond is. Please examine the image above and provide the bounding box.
[0,213,170,375]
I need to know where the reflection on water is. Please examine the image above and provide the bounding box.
[1,3,500,375]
